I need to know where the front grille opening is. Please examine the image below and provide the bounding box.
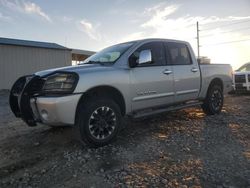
[235,75,246,83]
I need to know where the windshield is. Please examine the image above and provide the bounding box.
[237,63,250,72]
[81,42,135,65]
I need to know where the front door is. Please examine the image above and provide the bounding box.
[130,41,175,111]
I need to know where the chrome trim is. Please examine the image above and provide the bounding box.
[191,68,198,72]
[163,69,172,75]
[137,90,157,96]
[138,49,152,65]
[133,92,175,101]
[176,89,199,95]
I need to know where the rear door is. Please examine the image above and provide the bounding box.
[165,42,200,103]
[130,41,175,111]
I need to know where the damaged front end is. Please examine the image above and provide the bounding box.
[9,71,80,127]
[9,75,45,126]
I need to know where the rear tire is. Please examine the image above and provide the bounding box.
[202,85,223,115]
[75,97,122,147]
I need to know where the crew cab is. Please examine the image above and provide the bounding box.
[9,39,233,147]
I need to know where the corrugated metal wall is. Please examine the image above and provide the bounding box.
[0,45,71,89]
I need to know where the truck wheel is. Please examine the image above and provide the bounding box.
[76,97,122,147]
[202,85,223,115]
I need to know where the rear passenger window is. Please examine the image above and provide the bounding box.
[167,43,192,65]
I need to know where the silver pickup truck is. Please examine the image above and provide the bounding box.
[9,39,232,147]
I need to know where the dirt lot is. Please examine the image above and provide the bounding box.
[0,90,249,188]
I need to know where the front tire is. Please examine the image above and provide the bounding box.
[202,85,224,115]
[76,97,122,147]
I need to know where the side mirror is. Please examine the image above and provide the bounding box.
[128,55,137,68]
[138,50,152,65]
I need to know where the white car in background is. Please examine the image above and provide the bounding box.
[233,62,250,92]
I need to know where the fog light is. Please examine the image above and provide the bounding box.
[41,109,48,120]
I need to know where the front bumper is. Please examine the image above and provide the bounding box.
[233,83,250,92]
[30,94,81,126]
[233,74,250,92]
[9,75,82,126]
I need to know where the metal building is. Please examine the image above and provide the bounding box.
[0,37,94,89]
[72,49,95,65]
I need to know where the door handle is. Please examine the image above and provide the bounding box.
[163,69,172,75]
[191,68,198,72]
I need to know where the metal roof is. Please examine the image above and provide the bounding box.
[72,49,95,56]
[0,37,70,50]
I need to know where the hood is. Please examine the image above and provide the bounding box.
[35,64,116,77]
[234,71,250,75]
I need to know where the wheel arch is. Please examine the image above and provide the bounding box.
[202,77,224,115]
[203,77,224,99]
[208,78,224,92]
[75,85,126,120]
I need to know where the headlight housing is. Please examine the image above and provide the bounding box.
[42,72,79,94]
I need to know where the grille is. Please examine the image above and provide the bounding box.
[235,84,247,91]
[235,75,246,83]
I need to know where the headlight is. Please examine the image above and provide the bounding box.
[42,72,79,94]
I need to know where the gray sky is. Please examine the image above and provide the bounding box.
[0,0,250,69]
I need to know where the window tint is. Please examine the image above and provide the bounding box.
[130,42,165,67]
[167,43,192,65]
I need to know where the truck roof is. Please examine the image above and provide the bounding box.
[127,38,189,44]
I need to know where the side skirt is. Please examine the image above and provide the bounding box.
[131,101,203,119]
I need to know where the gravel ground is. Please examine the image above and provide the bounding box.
[0,90,249,188]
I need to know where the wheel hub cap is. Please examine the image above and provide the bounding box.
[211,89,222,111]
[88,106,116,140]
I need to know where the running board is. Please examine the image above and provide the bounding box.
[132,101,203,118]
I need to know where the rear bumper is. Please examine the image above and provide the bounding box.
[9,75,82,126]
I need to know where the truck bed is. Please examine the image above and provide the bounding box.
[199,64,232,98]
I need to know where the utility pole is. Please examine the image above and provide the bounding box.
[196,21,200,59]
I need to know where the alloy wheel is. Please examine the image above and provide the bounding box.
[211,89,223,111]
[88,106,117,140]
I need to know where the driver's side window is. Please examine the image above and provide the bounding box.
[129,42,165,67]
